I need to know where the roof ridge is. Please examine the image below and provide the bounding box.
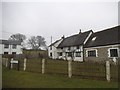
[94,25,120,33]
[65,30,93,39]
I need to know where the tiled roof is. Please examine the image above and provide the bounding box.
[0,39,21,45]
[84,25,120,48]
[57,30,92,48]
[49,39,61,47]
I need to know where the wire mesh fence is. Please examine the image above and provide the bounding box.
[72,61,106,80]
[26,59,42,73]
[45,59,68,75]
[2,58,119,82]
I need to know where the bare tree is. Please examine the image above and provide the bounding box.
[28,36,46,50]
[9,33,26,42]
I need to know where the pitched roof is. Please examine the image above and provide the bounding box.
[49,39,61,47]
[57,30,92,48]
[0,39,21,45]
[85,25,120,48]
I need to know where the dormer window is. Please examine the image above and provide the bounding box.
[92,37,96,41]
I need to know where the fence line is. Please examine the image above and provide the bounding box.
[68,60,72,78]
[23,58,27,71]
[42,59,45,74]
[2,58,118,82]
[10,58,13,69]
[106,60,110,82]
[5,58,8,67]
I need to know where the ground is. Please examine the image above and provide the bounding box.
[2,66,118,88]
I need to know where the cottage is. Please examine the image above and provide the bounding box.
[0,40,22,55]
[84,26,120,62]
[49,30,92,61]
[48,25,120,62]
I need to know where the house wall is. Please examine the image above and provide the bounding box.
[84,45,120,62]
[48,39,63,59]
[0,44,2,54]
[57,46,83,61]
[0,44,22,54]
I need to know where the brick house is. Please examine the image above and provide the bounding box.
[84,26,120,62]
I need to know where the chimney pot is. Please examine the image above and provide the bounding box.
[62,35,65,39]
[79,29,81,34]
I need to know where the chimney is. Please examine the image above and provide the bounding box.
[79,29,81,34]
[61,35,65,39]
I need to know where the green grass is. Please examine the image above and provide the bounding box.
[2,58,118,81]
[2,66,118,88]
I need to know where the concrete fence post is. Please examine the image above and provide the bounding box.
[42,59,45,74]
[106,60,110,82]
[23,58,27,71]
[11,58,13,69]
[5,58,8,67]
[68,60,72,78]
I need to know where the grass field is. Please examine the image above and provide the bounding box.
[2,66,118,88]
[2,58,118,81]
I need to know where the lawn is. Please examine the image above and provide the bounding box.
[2,66,118,88]
[4,58,117,81]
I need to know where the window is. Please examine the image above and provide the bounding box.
[59,52,62,56]
[4,52,8,54]
[76,46,79,49]
[87,50,97,57]
[76,52,81,57]
[12,44,17,49]
[68,47,71,50]
[50,53,52,57]
[61,47,63,49]
[12,52,16,54]
[4,44,9,48]
[92,37,96,41]
[67,52,72,57]
[109,48,118,57]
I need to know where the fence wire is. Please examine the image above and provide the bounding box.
[2,58,119,81]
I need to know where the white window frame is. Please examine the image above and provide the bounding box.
[4,52,8,54]
[86,49,98,57]
[67,52,72,57]
[4,44,9,48]
[108,48,119,58]
[50,52,52,57]
[75,52,81,57]
[58,52,62,56]
[12,52,16,55]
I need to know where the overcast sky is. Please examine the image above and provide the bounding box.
[1,0,118,45]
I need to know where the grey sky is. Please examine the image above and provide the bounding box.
[2,1,118,45]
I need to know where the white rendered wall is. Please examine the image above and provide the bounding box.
[0,44,22,54]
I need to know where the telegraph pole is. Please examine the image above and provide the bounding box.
[51,36,52,44]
